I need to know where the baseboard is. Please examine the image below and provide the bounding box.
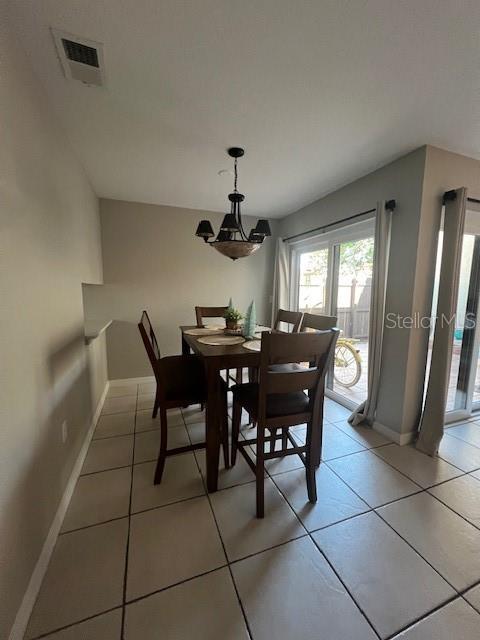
[8,380,110,640]
[373,421,417,446]
[109,375,154,386]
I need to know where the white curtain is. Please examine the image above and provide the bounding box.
[349,201,393,427]
[271,237,290,325]
[417,188,467,455]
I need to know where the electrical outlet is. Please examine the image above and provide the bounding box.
[61,420,68,444]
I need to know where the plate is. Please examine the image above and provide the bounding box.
[243,340,261,352]
[198,335,245,346]
[184,327,224,336]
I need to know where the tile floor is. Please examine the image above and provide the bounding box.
[25,383,480,639]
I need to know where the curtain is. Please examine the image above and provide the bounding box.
[348,201,393,426]
[271,237,290,325]
[416,188,467,455]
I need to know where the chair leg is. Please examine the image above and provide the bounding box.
[221,387,230,469]
[281,428,288,451]
[153,407,168,484]
[231,400,241,465]
[236,367,243,383]
[256,425,265,518]
[152,389,160,418]
[305,420,318,502]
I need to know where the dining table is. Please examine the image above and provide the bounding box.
[180,325,263,492]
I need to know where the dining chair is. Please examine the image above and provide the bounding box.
[300,312,338,332]
[195,305,243,384]
[195,305,229,328]
[138,310,229,483]
[231,329,339,517]
[273,308,303,333]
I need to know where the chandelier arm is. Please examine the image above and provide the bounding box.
[237,208,249,241]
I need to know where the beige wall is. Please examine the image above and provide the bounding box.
[0,18,107,638]
[99,199,277,379]
[401,147,480,429]
[279,147,428,439]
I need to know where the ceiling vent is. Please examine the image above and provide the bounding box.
[51,28,105,86]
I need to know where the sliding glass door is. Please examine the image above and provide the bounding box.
[292,220,374,408]
[428,205,480,422]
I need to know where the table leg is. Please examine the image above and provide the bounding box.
[205,361,221,492]
[182,333,190,355]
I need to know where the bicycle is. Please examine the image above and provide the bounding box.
[334,336,362,388]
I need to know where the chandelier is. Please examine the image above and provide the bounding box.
[195,147,271,260]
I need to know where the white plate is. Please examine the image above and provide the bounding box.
[198,335,246,346]
[183,327,224,336]
[243,340,261,352]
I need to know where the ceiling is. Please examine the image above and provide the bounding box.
[7,0,480,218]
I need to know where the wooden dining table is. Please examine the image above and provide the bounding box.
[180,326,261,492]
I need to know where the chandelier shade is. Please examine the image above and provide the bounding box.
[194,147,270,260]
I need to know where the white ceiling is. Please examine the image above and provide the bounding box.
[7,0,480,218]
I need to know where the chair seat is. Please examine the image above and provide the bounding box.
[157,355,206,403]
[231,382,310,418]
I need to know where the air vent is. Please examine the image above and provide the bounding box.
[62,39,99,68]
[51,28,105,86]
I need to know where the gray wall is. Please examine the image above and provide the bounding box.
[99,199,277,379]
[0,19,107,638]
[279,147,428,439]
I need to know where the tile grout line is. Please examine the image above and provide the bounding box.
[186,409,255,640]
[120,384,140,640]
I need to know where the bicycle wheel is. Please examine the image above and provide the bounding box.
[333,343,362,388]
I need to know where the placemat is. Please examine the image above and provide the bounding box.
[184,327,224,336]
[243,340,261,352]
[198,335,246,346]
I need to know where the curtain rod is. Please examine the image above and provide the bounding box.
[443,190,480,205]
[283,199,396,243]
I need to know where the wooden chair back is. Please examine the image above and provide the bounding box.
[273,309,303,333]
[300,312,338,332]
[258,330,339,424]
[138,310,161,373]
[195,305,229,328]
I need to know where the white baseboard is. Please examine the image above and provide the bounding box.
[373,421,417,446]
[109,375,154,386]
[8,381,110,640]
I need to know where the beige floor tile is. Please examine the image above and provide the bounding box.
[107,383,138,398]
[127,496,225,599]
[324,400,352,422]
[231,536,377,640]
[313,512,454,639]
[447,422,480,448]
[321,423,366,460]
[41,609,122,639]
[136,393,155,411]
[464,584,480,613]
[135,408,184,432]
[102,395,137,415]
[391,598,480,640]
[26,520,128,638]
[429,474,480,528]
[133,426,189,464]
[186,421,206,444]
[94,412,135,439]
[333,419,392,448]
[131,455,204,512]
[138,381,156,395]
[210,478,306,561]
[471,468,480,480]
[62,467,131,532]
[372,444,462,488]
[195,449,258,490]
[377,492,480,591]
[328,449,419,507]
[438,434,480,472]
[273,464,369,531]
[182,405,205,424]
[125,568,248,639]
[81,435,133,474]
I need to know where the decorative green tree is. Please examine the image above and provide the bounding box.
[243,300,256,339]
